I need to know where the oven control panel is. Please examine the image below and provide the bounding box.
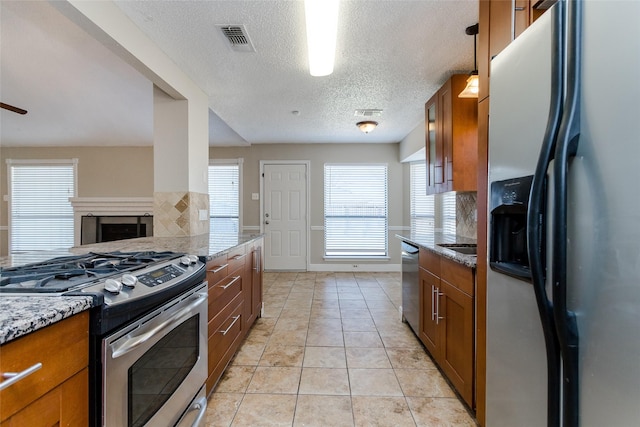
[77,255,205,306]
[137,264,185,287]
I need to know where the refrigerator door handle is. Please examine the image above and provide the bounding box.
[526,2,565,426]
[552,1,583,426]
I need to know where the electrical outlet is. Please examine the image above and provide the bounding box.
[198,209,208,220]
[252,193,259,201]
[352,264,359,268]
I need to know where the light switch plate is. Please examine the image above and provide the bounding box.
[252,193,259,200]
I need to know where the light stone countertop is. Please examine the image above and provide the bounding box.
[395,231,477,268]
[0,296,93,345]
[0,232,264,345]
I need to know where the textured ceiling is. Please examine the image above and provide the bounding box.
[0,1,153,147]
[1,0,478,147]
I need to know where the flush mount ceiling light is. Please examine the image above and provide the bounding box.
[356,121,378,134]
[459,23,479,98]
[304,0,340,77]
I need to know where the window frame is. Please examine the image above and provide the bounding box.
[410,161,435,237]
[6,158,78,254]
[323,162,389,259]
[208,158,243,237]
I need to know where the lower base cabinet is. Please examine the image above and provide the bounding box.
[418,248,475,408]
[0,311,89,426]
[205,237,263,395]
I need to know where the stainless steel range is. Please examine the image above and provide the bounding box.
[0,251,208,427]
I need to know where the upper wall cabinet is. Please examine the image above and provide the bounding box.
[478,0,552,101]
[425,74,478,195]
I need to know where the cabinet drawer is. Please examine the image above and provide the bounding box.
[440,257,474,296]
[207,296,244,393]
[208,271,243,320]
[227,246,247,272]
[0,311,89,421]
[206,254,228,285]
[420,248,441,275]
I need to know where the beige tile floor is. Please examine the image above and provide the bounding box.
[205,272,476,427]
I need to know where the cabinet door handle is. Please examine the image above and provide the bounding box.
[514,6,526,11]
[208,263,228,274]
[436,289,444,324]
[0,362,43,391]
[232,254,246,261]
[431,285,436,321]
[221,276,241,290]
[219,315,241,335]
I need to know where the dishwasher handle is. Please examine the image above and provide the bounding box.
[401,242,420,257]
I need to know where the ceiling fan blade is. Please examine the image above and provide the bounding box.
[0,102,27,115]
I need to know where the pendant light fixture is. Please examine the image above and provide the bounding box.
[304,0,340,77]
[459,23,479,98]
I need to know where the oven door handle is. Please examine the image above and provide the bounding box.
[189,396,208,427]
[110,292,207,359]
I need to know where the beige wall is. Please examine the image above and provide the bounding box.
[211,143,406,270]
[0,146,154,256]
[0,143,408,269]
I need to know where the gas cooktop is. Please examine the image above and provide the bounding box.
[0,251,182,293]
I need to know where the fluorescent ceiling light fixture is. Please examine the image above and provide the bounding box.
[304,0,339,77]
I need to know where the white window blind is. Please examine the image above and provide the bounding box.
[442,191,457,235]
[208,162,240,244]
[324,164,388,257]
[9,161,76,253]
[410,162,435,236]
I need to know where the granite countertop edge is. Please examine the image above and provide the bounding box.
[395,232,477,268]
[0,232,265,345]
[0,296,93,345]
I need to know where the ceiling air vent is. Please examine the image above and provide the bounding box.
[217,25,255,52]
[354,109,383,117]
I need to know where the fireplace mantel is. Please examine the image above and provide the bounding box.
[69,197,154,246]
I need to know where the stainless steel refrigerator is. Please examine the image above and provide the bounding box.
[486,1,640,426]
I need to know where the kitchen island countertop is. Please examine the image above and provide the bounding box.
[0,296,93,345]
[0,232,263,345]
[396,231,477,268]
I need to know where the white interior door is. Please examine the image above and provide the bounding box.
[263,163,307,270]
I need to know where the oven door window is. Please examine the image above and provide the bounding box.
[128,314,199,427]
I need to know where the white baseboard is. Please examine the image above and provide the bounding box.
[308,263,401,272]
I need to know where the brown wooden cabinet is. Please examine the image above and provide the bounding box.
[205,249,245,395]
[0,311,89,426]
[244,240,263,329]
[205,237,264,396]
[478,0,551,101]
[425,74,478,194]
[418,248,475,407]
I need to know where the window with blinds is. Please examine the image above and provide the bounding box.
[324,164,388,257]
[208,162,241,244]
[410,162,435,237]
[442,191,457,235]
[8,160,77,253]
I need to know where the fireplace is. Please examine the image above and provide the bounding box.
[70,197,154,246]
[81,215,153,245]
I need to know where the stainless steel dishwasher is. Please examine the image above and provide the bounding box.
[401,241,420,333]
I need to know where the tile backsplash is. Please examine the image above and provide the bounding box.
[434,192,477,239]
[153,191,210,237]
[454,192,477,239]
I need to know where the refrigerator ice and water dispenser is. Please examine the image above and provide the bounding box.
[489,175,534,282]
